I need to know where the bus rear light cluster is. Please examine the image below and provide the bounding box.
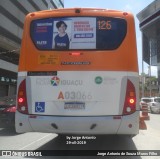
[69,52,81,56]
[18,97,24,103]
[30,13,35,17]
[123,12,128,16]
[123,80,136,115]
[129,98,135,104]
[17,79,28,114]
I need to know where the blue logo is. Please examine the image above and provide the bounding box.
[35,102,45,112]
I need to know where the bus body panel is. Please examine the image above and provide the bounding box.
[16,71,139,134]
[16,111,139,134]
[19,10,138,73]
[16,8,139,135]
[26,71,128,116]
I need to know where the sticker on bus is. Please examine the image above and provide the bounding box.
[35,102,45,113]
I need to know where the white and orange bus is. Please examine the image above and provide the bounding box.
[16,8,139,135]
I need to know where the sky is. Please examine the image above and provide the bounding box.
[64,0,157,77]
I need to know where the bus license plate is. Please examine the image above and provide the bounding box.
[64,102,85,110]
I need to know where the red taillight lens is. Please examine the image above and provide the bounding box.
[18,98,24,103]
[17,79,28,114]
[129,98,135,104]
[123,12,128,16]
[3,106,16,113]
[69,52,81,56]
[123,80,136,115]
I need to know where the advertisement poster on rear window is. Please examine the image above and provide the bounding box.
[31,17,126,50]
[31,17,96,50]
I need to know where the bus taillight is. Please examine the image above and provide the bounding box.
[17,79,28,114]
[123,80,136,115]
[123,12,128,16]
[18,97,24,103]
[129,98,135,104]
[69,52,81,56]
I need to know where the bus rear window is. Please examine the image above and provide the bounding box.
[30,17,127,50]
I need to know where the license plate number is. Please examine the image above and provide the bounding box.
[64,102,85,110]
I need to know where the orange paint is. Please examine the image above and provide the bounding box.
[19,8,138,73]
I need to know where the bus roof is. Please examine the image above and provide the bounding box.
[27,8,133,20]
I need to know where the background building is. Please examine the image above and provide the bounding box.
[137,0,160,97]
[0,0,64,97]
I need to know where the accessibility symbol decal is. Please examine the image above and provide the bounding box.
[35,102,45,112]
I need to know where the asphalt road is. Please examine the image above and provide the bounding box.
[0,113,160,159]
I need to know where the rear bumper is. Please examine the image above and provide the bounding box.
[15,111,139,135]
